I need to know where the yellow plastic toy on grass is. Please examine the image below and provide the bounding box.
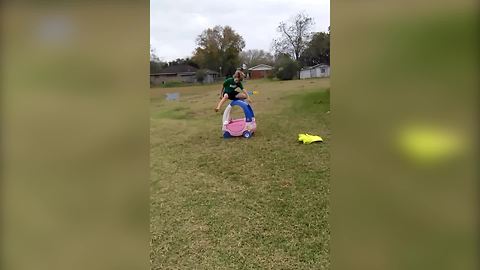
[298,133,323,144]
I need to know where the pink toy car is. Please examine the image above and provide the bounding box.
[222,100,256,138]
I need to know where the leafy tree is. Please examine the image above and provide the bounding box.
[274,54,299,80]
[240,49,275,68]
[193,25,245,77]
[272,13,315,61]
[167,58,199,68]
[300,31,330,66]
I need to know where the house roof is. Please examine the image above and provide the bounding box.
[150,64,219,76]
[301,63,330,71]
[248,64,273,71]
[157,64,198,74]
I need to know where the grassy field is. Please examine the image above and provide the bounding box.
[150,78,330,269]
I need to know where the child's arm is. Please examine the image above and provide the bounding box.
[238,82,249,99]
[215,94,229,112]
[241,87,252,103]
[219,87,225,99]
[242,88,249,98]
[220,79,229,99]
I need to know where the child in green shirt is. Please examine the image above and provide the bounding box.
[215,70,251,112]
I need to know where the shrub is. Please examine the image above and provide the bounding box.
[196,69,207,83]
[274,55,299,80]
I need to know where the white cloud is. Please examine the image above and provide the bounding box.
[150,0,329,61]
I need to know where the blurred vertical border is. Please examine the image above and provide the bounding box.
[1,1,149,270]
[332,0,478,269]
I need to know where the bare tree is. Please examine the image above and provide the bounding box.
[240,49,275,68]
[272,13,314,61]
[150,44,167,74]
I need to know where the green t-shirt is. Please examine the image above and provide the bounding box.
[223,77,243,94]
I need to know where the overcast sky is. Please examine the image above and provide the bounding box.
[150,0,330,62]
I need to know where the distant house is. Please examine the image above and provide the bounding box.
[247,64,273,80]
[150,64,219,85]
[300,64,330,79]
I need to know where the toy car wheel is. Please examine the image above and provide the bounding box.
[223,132,232,138]
[242,131,251,138]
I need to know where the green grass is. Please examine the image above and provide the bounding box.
[152,106,192,120]
[151,78,330,269]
